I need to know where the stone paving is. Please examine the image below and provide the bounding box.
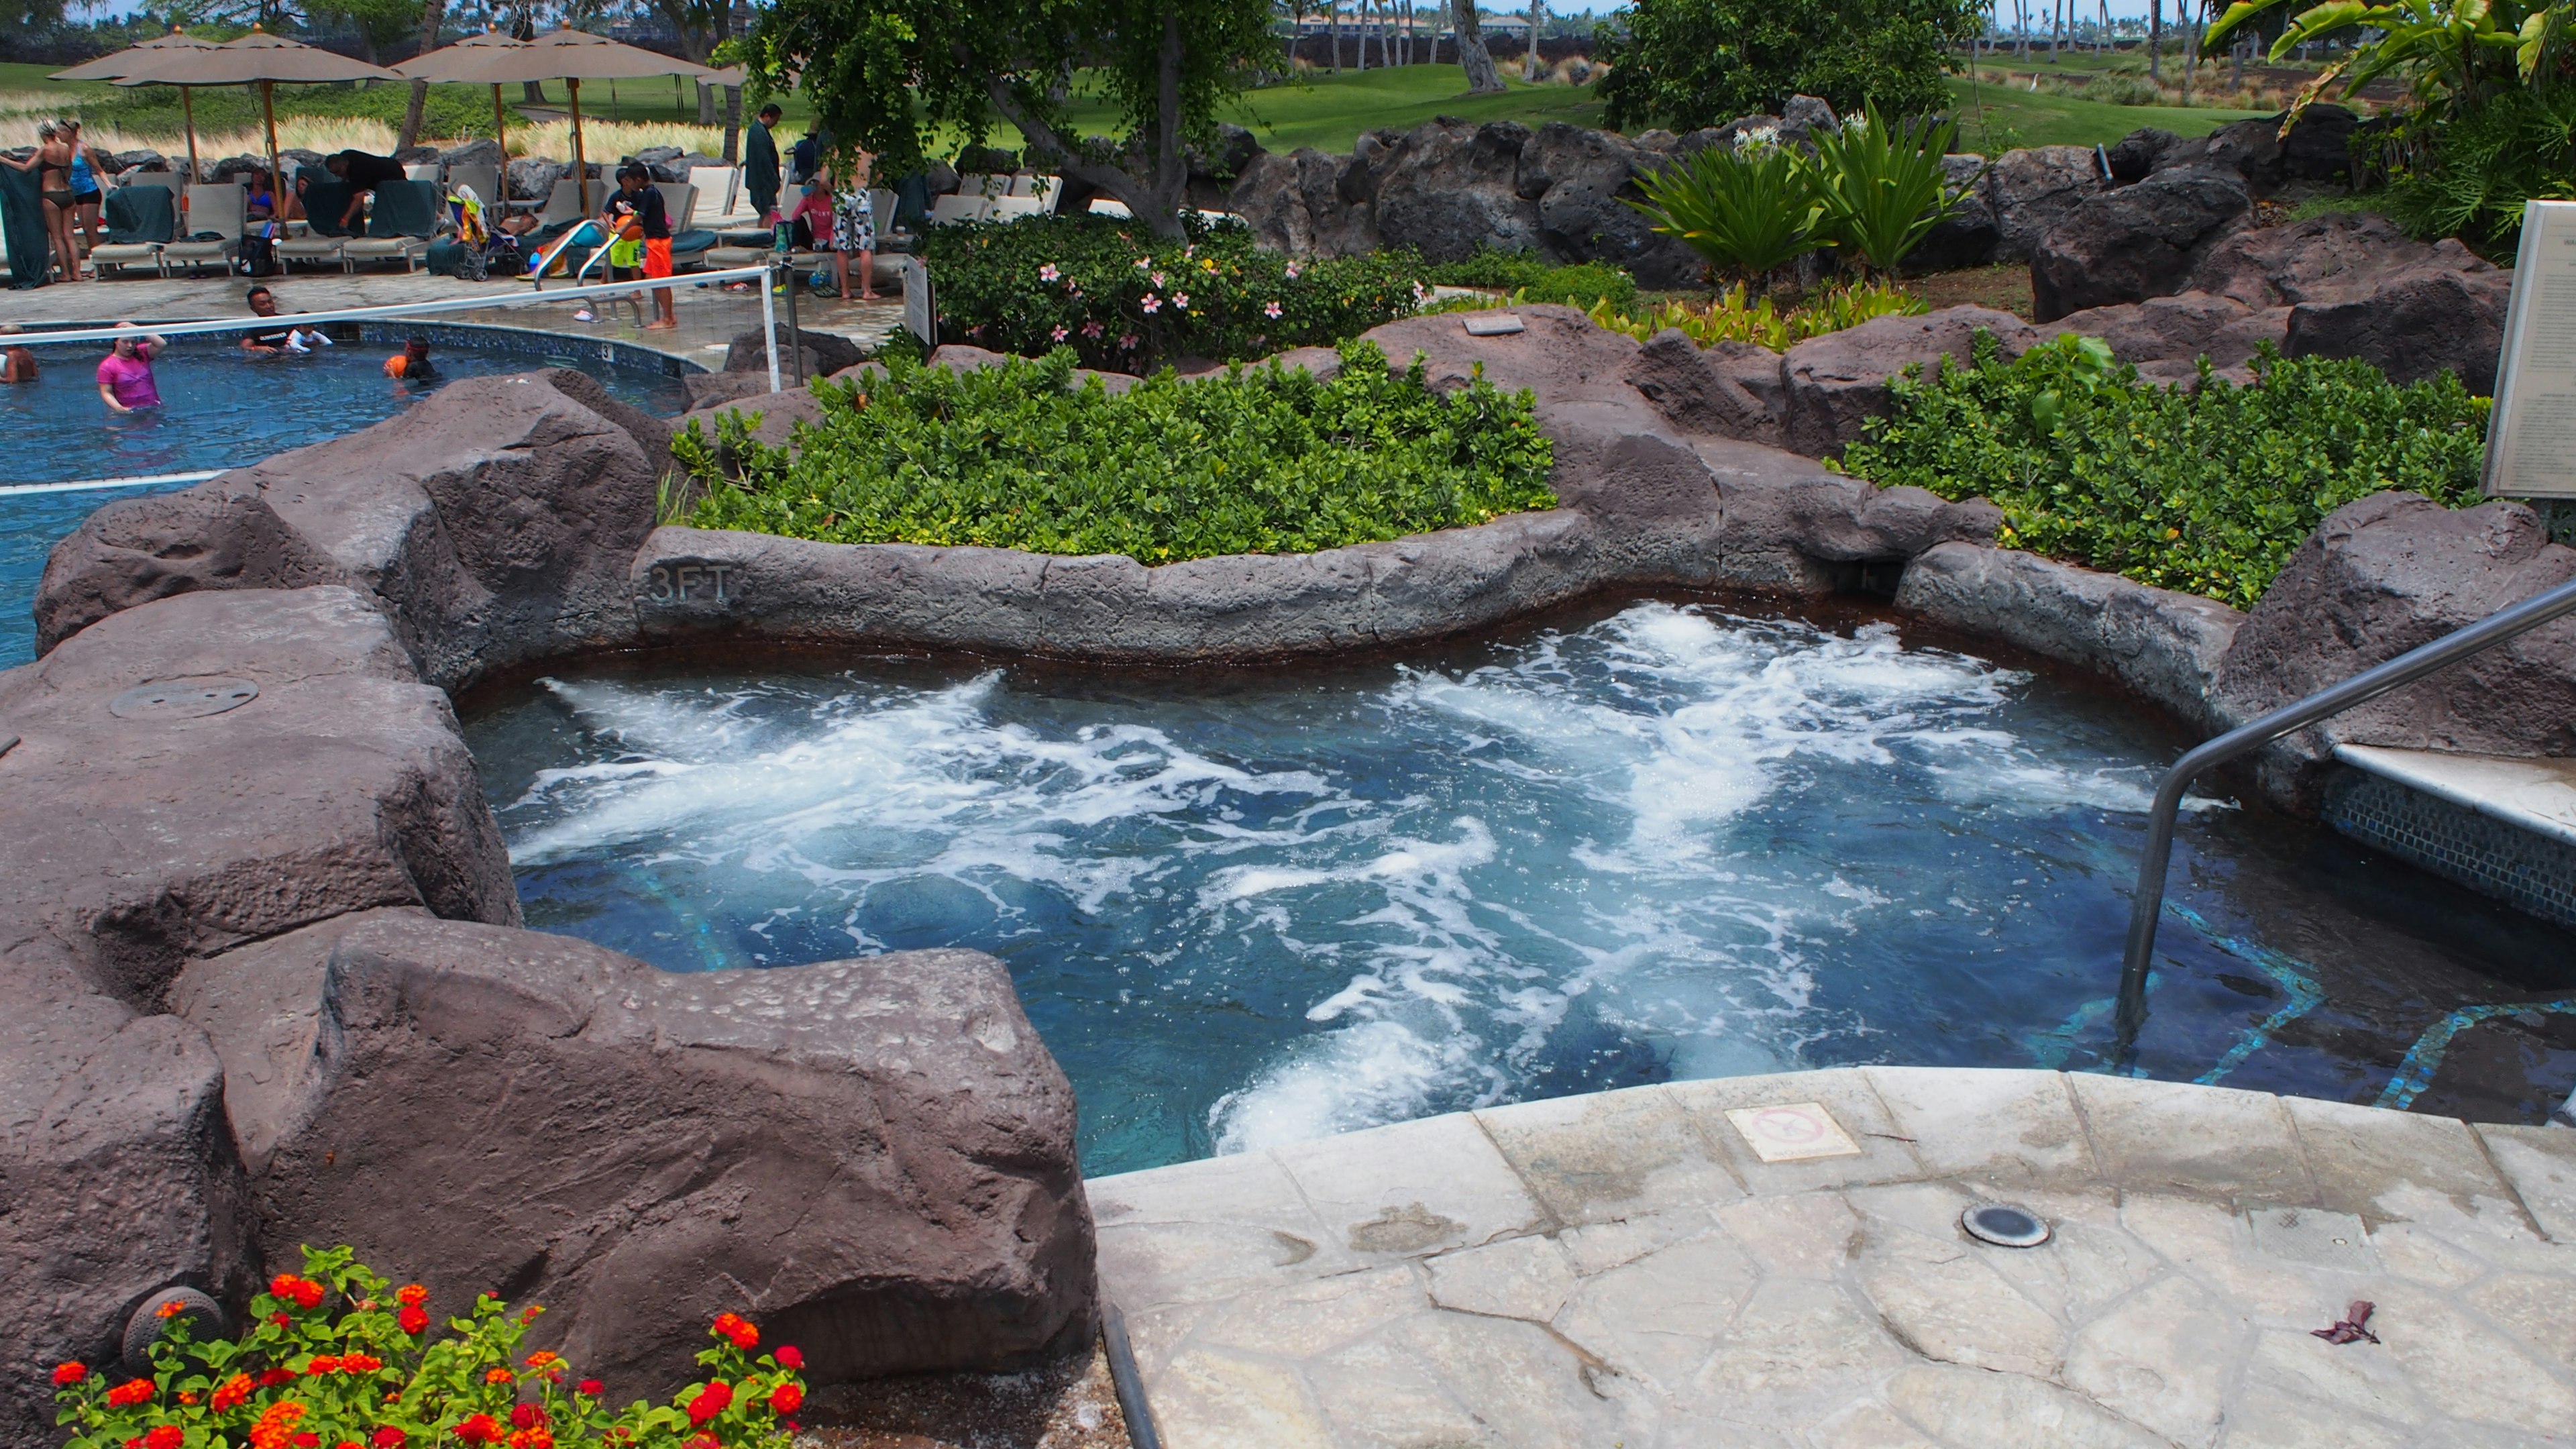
[1089,1068,2576,1448]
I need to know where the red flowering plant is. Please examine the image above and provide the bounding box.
[51,1247,806,1449]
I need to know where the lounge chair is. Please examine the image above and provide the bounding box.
[538,178,591,227]
[158,183,244,277]
[930,193,993,225]
[653,180,699,231]
[402,162,441,182]
[445,164,501,213]
[342,178,439,271]
[276,169,357,271]
[685,164,741,223]
[89,184,175,277]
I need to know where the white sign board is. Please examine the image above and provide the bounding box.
[2484,200,2576,498]
[903,256,936,347]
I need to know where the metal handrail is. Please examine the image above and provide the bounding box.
[2114,573,2576,1065]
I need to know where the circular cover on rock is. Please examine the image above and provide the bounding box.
[122,1287,223,1373]
[1962,1203,2051,1248]
[109,677,260,720]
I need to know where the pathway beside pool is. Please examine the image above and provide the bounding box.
[1090,1068,2576,1448]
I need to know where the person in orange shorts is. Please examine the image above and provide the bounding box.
[382,336,440,381]
[610,162,679,331]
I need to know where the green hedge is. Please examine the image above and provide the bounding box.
[924,215,1427,371]
[1424,248,1642,309]
[676,342,1558,563]
[1842,334,2491,609]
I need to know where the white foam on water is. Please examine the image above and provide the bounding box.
[490,601,2197,1164]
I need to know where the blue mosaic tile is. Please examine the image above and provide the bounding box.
[2324,767,2576,928]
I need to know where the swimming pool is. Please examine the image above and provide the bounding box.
[466,598,2576,1176]
[0,337,688,665]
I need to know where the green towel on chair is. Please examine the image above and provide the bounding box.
[103,185,175,245]
[297,169,358,237]
[366,179,440,239]
[0,162,47,287]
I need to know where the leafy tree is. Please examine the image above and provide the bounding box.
[743,0,1282,238]
[398,0,445,147]
[1594,0,1984,132]
[305,0,423,63]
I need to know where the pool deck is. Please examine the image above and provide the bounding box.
[1089,1067,2576,1448]
[0,270,903,370]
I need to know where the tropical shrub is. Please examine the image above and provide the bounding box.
[49,1247,808,1449]
[1629,130,1825,285]
[922,213,1425,370]
[1595,0,1987,132]
[1805,106,1976,275]
[676,342,1558,563]
[2379,83,2576,247]
[1584,279,1925,348]
[1842,333,2491,608]
[1423,248,1642,309]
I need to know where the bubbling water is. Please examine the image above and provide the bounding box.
[470,600,2576,1173]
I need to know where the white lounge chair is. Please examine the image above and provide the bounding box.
[158,183,245,276]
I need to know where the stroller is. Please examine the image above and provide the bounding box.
[437,182,523,281]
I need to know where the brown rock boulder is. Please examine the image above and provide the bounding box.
[1623,329,1786,447]
[0,950,252,1449]
[2029,168,2253,321]
[1358,303,1646,410]
[34,488,350,656]
[1980,145,2105,263]
[2288,266,2513,392]
[2043,292,2292,385]
[210,372,665,688]
[2213,492,2576,806]
[2184,211,2488,309]
[0,586,518,1003]
[1369,119,1542,264]
[1778,305,2036,457]
[176,911,1095,1392]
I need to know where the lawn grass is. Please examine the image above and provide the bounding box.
[1945,73,2273,152]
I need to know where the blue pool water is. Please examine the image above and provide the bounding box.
[0,339,686,665]
[466,600,2576,1175]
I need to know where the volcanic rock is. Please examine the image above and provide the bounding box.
[1371,119,1542,263]
[1778,305,2037,455]
[2029,167,2252,321]
[1980,144,2104,264]
[35,490,350,655]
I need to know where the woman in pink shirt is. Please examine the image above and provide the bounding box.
[97,326,166,413]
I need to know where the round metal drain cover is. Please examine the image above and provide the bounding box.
[109,677,259,720]
[1962,1202,2051,1248]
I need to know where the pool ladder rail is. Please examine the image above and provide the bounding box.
[2116,573,2576,1081]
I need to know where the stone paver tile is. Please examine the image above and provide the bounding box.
[1666,1069,1927,1196]
[1148,1344,1337,1449]
[2069,1073,2316,1205]
[1273,1111,1550,1262]
[1120,1299,1218,1381]
[1991,1215,2166,1324]
[1882,1364,2167,1449]
[2465,1271,2576,1376]
[1305,1334,1497,1449]
[1193,1265,1428,1360]
[1089,1151,1352,1308]
[2359,1282,2576,1437]
[2212,1393,2409,1449]
[2243,1327,2426,1428]
[1383,1308,1636,1449]
[2063,1273,2245,1446]
[1804,1402,1941,1449]
[2117,1192,2345,1322]
[1423,1233,1580,1322]
[1691,1277,1909,1403]
[2474,1124,2576,1244]
[1715,1191,1863,1280]
[2369,1222,2496,1288]
[1552,1231,1760,1395]
[1863,1066,2098,1187]
[1855,1222,2066,1377]
[1555,1205,1722,1275]
[1472,1083,1744,1226]
[2286,1097,2529,1237]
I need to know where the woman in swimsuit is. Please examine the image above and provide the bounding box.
[59,121,109,262]
[1,121,87,282]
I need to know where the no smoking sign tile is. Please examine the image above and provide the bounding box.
[1723,1102,1864,1163]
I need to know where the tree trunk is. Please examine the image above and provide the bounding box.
[1356,0,1369,69]
[722,85,741,162]
[398,0,446,148]
[1401,1,1411,64]
[1524,0,1544,80]
[524,80,545,103]
[2148,0,2160,80]
[1454,0,1503,92]
[696,80,717,125]
[1330,3,1342,71]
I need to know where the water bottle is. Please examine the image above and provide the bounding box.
[772,220,790,254]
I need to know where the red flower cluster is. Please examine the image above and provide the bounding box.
[451,1414,502,1446]
[398,1307,429,1336]
[105,1381,156,1409]
[574,1381,604,1399]
[156,1301,187,1321]
[768,1384,802,1417]
[259,1369,299,1389]
[771,1348,801,1371]
[248,1400,307,1449]
[370,1430,406,1449]
[506,1431,551,1449]
[684,1382,731,1428]
[708,1314,757,1352]
[210,1374,254,1413]
[508,1405,547,1432]
[52,1363,87,1387]
[268,1277,327,1312]
[396,1284,428,1307]
[144,1424,184,1449]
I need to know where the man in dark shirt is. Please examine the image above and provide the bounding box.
[313,149,407,231]
[602,164,678,331]
[239,284,331,356]
[745,103,782,221]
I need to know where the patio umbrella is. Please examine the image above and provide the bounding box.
[396,28,714,213]
[52,28,221,183]
[95,29,403,219]
[392,30,530,171]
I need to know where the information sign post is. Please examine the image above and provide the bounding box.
[2485,199,2576,499]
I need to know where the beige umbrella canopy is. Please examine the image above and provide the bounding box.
[392,30,531,167]
[92,30,402,214]
[52,28,223,182]
[400,28,714,211]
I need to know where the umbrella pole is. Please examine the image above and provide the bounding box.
[262,79,280,219]
[569,76,587,214]
[182,85,199,185]
[493,84,507,158]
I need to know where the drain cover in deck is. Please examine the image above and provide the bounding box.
[1962,1202,2052,1248]
[2248,1207,2381,1271]
[1725,1102,1863,1163]
[109,678,258,720]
